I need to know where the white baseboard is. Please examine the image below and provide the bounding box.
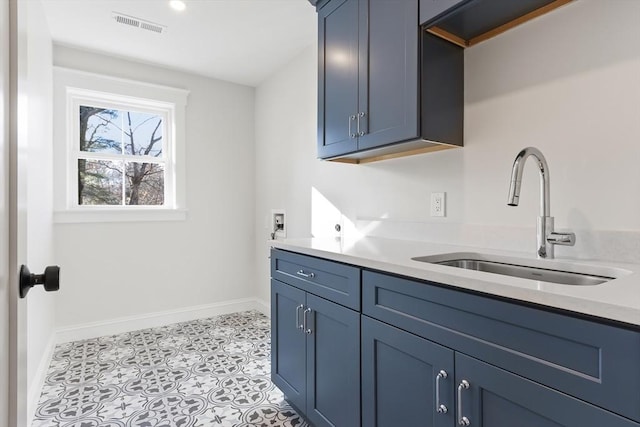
[254,299,270,317]
[55,298,270,344]
[27,333,56,426]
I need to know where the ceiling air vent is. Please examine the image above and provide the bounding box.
[112,12,166,34]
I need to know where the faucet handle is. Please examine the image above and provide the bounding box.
[547,232,576,246]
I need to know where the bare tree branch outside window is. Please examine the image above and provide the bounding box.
[78,106,165,206]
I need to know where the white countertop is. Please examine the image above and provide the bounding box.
[270,236,640,328]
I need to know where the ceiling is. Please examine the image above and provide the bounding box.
[41,0,317,87]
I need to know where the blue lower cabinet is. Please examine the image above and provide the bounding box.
[362,316,454,427]
[273,252,640,427]
[271,279,307,412]
[306,293,360,427]
[362,270,640,422]
[271,279,360,427]
[455,353,640,427]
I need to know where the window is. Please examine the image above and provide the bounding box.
[53,68,189,222]
[74,95,170,207]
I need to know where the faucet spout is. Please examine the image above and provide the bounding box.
[506,147,574,259]
[507,147,550,217]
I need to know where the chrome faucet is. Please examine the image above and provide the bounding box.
[507,147,575,259]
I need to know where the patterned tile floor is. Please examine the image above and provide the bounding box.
[32,311,309,427]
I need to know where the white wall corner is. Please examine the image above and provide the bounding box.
[55,298,270,344]
[27,333,56,427]
[254,298,270,318]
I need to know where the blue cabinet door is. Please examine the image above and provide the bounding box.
[362,316,454,427]
[318,0,422,158]
[357,0,420,151]
[306,293,361,427]
[318,0,359,158]
[455,353,640,427]
[271,279,307,413]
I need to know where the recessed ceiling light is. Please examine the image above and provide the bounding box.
[169,0,186,12]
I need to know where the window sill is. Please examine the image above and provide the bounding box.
[54,208,188,224]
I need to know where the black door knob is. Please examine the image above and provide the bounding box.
[19,265,60,298]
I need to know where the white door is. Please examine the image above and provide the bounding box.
[2,0,28,424]
[3,0,58,425]
[1,0,13,425]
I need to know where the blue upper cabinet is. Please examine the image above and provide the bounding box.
[317,0,360,158]
[317,0,462,163]
[355,0,419,152]
[314,0,574,163]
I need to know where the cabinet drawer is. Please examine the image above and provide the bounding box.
[271,249,360,310]
[362,270,640,422]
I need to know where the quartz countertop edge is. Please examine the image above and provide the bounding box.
[269,237,640,328]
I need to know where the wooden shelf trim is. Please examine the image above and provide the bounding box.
[426,27,468,48]
[426,0,573,48]
[328,144,457,165]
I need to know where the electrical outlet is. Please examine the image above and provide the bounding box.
[430,192,446,217]
[271,210,286,239]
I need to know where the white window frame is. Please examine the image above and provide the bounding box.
[53,67,189,223]
[68,89,174,209]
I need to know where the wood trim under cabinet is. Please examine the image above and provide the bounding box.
[329,158,361,164]
[426,0,573,49]
[426,27,468,48]
[329,144,456,164]
[468,0,573,46]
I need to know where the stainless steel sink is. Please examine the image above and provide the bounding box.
[412,253,619,286]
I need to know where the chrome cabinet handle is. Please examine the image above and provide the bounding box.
[357,111,366,136]
[435,370,448,414]
[295,304,304,330]
[303,308,312,335]
[348,115,356,138]
[296,270,315,279]
[457,380,470,426]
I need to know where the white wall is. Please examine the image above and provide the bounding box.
[53,46,257,329]
[24,0,56,419]
[255,0,640,302]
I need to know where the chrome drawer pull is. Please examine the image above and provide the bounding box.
[295,304,304,330]
[303,308,313,335]
[296,270,315,279]
[457,380,470,426]
[436,370,448,414]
